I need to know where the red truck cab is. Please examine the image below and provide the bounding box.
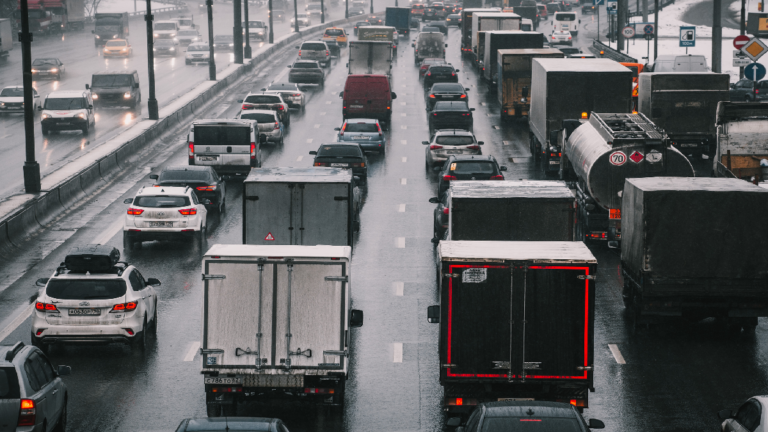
[15,0,52,34]
[340,74,397,130]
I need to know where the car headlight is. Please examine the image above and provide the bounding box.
[154,33,159,37]
[124,92,132,99]
[31,69,38,72]
[170,33,176,37]
[0,102,4,106]
[170,47,175,51]
[41,113,50,119]
[92,94,99,99]
[50,68,58,72]
[229,43,233,46]
[153,48,156,51]
[104,48,109,52]
[77,113,86,119]
[121,48,127,51]
[113,34,118,38]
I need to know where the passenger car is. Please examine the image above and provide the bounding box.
[582,2,596,13]
[428,100,474,134]
[349,5,367,15]
[270,9,286,22]
[150,166,226,213]
[424,64,459,88]
[425,83,469,111]
[323,27,348,46]
[244,20,267,40]
[102,38,132,57]
[446,13,461,25]
[420,57,448,77]
[264,82,305,109]
[31,58,65,80]
[186,43,210,64]
[719,396,768,432]
[0,86,40,114]
[288,60,325,86]
[435,155,506,196]
[38,90,95,135]
[550,30,572,45]
[175,418,292,432]
[213,34,235,50]
[240,91,291,125]
[177,29,201,45]
[423,129,482,167]
[335,118,386,153]
[730,79,768,101]
[546,2,561,13]
[292,13,312,27]
[431,20,449,35]
[154,38,179,57]
[307,2,326,16]
[0,342,71,430]
[237,109,284,145]
[297,41,330,67]
[123,186,208,248]
[354,21,371,34]
[32,245,161,349]
[188,119,263,175]
[454,401,605,432]
[89,70,141,109]
[310,143,368,182]
[538,4,549,19]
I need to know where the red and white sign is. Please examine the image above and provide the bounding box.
[609,151,627,166]
[629,151,644,163]
[264,232,275,241]
[734,34,751,50]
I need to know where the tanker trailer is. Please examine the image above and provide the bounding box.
[559,112,694,247]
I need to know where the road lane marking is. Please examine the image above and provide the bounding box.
[184,341,201,362]
[400,102,406,106]
[0,305,33,344]
[93,217,125,245]
[400,178,407,185]
[325,101,331,104]
[401,125,407,129]
[394,281,404,296]
[320,112,326,116]
[481,102,486,106]
[393,342,403,362]
[314,124,320,128]
[608,344,626,364]
[307,138,313,143]
[401,140,407,145]
[493,126,500,130]
[402,157,407,163]
[503,140,511,146]
[398,204,406,212]
[401,113,407,116]
[402,85,406,88]
[297,156,303,161]
[396,237,405,248]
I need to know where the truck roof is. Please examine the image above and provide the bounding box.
[205,244,352,260]
[439,241,597,263]
[534,58,630,73]
[715,101,768,124]
[473,11,521,18]
[625,177,768,193]
[450,180,574,199]
[244,167,353,183]
[588,112,664,143]
[498,47,562,56]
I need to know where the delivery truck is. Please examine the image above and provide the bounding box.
[427,240,597,414]
[712,102,768,181]
[243,167,360,247]
[385,7,411,36]
[621,177,768,330]
[497,48,564,121]
[200,244,364,416]
[638,72,729,156]
[481,30,542,84]
[0,19,12,61]
[460,8,499,55]
[348,40,393,75]
[529,58,632,174]
[470,12,521,64]
[356,26,397,55]
[93,12,129,45]
[413,31,445,64]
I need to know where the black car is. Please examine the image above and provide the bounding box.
[288,60,325,85]
[730,79,768,101]
[429,193,450,241]
[431,20,449,35]
[582,2,596,13]
[452,401,605,432]
[429,100,474,134]
[354,20,371,34]
[424,64,460,88]
[423,6,437,20]
[552,44,580,56]
[213,34,235,50]
[435,154,506,196]
[425,82,469,111]
[175,418,291,432]
[31,58,65,80]
[310,143,368,183]
[271,9,286,21]
[150,166,226,212]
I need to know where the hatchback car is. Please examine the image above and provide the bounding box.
[423,129,482,168]
[213,34,235,50]
[270,9,286,21]
[177,29,201,45]
[103,38,132,57]
[719,396,768,432]
[323,27,348,46]
[435,154,506,196]
[245,20,268,40]
[123,186,208,248]
[31,58,65,80]
[186,42,210,64]
[32,245,161,351]
[546,2,561,13]
[424,64,459,88]
[446,13,461,25]
[551,30,572,45]
[240,91,291,125]
[431,20,449,35]
[292,13,312,27]
[0,342,71,431]
[537,4,549,19]
[350,6,367,15]
[264,83,305,109]
[175,417,291,432]
[335,118,386,153]
[425,82,468,111]
[454,401,604,432]
[310,143,368,183]
[354,21,371,34]
[296,40,331,67]
[582,2,596,13]
[154,38,180,57]
[237,109,284,145]
[288,60,325,86]
[150,166,226,213]
[429,100,474,134]
[420,57,448,77]
[0,86,40,114]
[730,79,768,101]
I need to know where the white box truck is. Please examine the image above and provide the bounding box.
[200,244,364,416]
[0,19,12,60]
[347,40,393,76]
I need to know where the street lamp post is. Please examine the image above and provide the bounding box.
[145,0,159,120]
[345,0,348,18]
[206,0,216,80]
[19,0,40,193]
[268,0,274,43]
[244,0,252,58]
[321,0,325,23]
[369,0,373,14]
[293,0,299,33]
[234,0,244,63]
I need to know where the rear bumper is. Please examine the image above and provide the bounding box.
[442,381,590,415]
[32,320,143,345]
[187,56,211,63]
[125,227,200,241]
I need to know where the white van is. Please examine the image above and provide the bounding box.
[552,11,579,36]
[38,90,95,135]
[651,54,709,72]
[153,20,179,40]
[521,18,533,31]
[188,119,263,176]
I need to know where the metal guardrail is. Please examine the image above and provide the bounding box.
[592,39,638,63]
[627,0,675,18]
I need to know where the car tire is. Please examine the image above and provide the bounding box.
[42,127,49,136]
[150,303,158,335]
[131,320,147,350]
[53,400,67,432]
[82,123,89,135]
[31,334,49,355]
[195,224,206,249]
[123,232,134,251]
[218,198,225,213]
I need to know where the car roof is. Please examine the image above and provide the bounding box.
[246,92,284,98]
[46,90,88,98]
[239,109,277,116]
[480,401,580,418]
[434,129,473,136]
[161,166,212,173]
[181,417,277,431]
[294,60,319,64]
[318,142,362,148]
[2,85,24,90]
[33,57,60,61]
[136,186,189,196]
[267,83,299,89]
[344,118,378,124]
[93,70,137,75]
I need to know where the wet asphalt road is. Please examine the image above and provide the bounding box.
[0,8,762,432]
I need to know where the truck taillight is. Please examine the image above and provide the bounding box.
[17,399,35,427]
[443,175,457,181]
[443,208,449,214]
[446,398,478,406]
[127,208,144,215]
[609,208,621,219]
[250,142,256,159]
[351,162,365,167]
[189,142,194,157]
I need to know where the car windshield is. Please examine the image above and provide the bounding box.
[178,19,193,26]
[308,3,321,8]
[317,145,362,157]
[32,58,58,65]
[0,368,20,399]
[179,30,198,36]
[436,135,474,145]
[293,62,318,69]
[431,83,463,92]
[188,44,209,51]
[356,22,369,26]
[134,195,191,207]
[155,22,176,30]
[325,29,344,36]
[249,21,265,27]
[435,102,468,111]
[45,98,85,109]
[267,84,298,91]
[240,113,275,122]
[274,10,285,14]
[92,74,132,87]
[344,122,378,132]
[302,42,326,50]
[245,95,281,103]
[194,126,251,145]
[297,14,309,18]
[451,161,496,174]
[555,12,576,20]
[106,40,127,46]
[481,417,582,432]
[156,40,176,47]
[46,279,127,300]
[0,88,23,97]
[159,170,211,182]
[429,66,453,74]
[215,35,233,41]
[422,27,440,31]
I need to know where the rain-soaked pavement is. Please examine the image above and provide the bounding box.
[0,6,764,432]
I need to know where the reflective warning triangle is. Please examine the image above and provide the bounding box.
[265,232,275,241]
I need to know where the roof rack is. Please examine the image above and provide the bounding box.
[589,113,665,145]
[4,341,25,362]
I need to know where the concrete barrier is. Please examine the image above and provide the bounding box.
[35,190,66,227]
[99,154,119,179]
[79,163,106,195]
[0,222,14,259]
[58,177,87,210]
[6,204,42,247]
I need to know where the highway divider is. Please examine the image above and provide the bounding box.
[0,12,378,260]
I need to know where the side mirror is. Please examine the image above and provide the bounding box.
[427,305,440,323]
[469,108,475,111]
[124,198,134,204]
[339,91,344,98]
[454,69,459,72]
[465,88,470,91]
[579,19,581,23]
[411,43,415,47]
[428,197,439,203]
[149,174,159,180]
[350,309,364,327]
[146,278,162,286]
[586,203,596,211]
[447,418,462,427]
[134,83,139,88]
[56,365,71,376]
[478,141,484,145]
[295,45,300,49]
[500,166,508,171]
[88,105,93,110]
[91,30,94,33]
[422,141,430,145]
[36,106,43,111]
[587,419,605,429]
[334,127,341,131]
[445,43,448,47]
[309,150,317,155]
[35,278,49,287]
[391,92,397,99]
[85,84,90,90]
[287,65,292,68]
[433,166,442,172]
[718,410,733,420]
[522,86,529,98]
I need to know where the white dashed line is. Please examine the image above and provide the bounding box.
[608,344,626,364]
[401,113,407,116]
[183,341,201,362]
[297,155,303,161]
[314,124,320,128]
[393,342,403,362]
[401,102,406,106]
[503,140,511,146]
[400,178,407,185]
[320,112,326,116]
[481,102,487,106]
[402,157,407,163]
[396,237,405,248]
[398,204,406,212]
[0,305,33,344]
[326,101,332,104]
[402,84,407,88]
[401,140,407,145]
[493,126,500,130]
[394,281,404,296]
[307,138,313,143]
[401,125,407,130]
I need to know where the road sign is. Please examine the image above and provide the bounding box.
[734,34,750,50]
[265,232,275,241]
[644,33,653,41]
[741,37,768,62]
[679,26,696,47]
[606,0,617,14]
[745,62,767,81]
[643,24,654,34]
[592,0,604,5]
[622,26,635,38]
[609,151,627,166]
[734,57,753,67]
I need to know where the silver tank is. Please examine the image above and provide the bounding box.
[564,113,695,211]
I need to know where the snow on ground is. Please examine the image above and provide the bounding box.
[95,0,181,14]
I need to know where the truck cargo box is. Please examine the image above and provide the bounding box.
[713,102,768,180]
[348,40,393,75]
[481,31,543,83]
[470,12,521,62]
[497,48,564,119]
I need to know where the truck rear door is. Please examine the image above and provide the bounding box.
[298,182,350,246]
[243,182,293,245]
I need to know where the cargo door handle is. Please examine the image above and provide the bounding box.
[247,196,259,201]
[334,196,348,201]
[52,389,58,395]
[202,274,226,280]
[577,275,596,280]
[325,276,348,282]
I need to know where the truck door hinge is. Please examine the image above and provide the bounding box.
[577,275,596,280]
[334,196,349,201]
[523,362,541,370]
[492,361,510,369]
[577,365,593,371]
[325,276,348,282]
[441,363,458,368]
[246,196,259,201]
[323,350,349,357]
[447,273,461,278]
[202,274,226,280]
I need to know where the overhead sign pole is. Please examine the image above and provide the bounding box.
[713,0,722,72]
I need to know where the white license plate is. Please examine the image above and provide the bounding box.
[350,105,364,109]
[68,308,101,316]
[331,163,348,167]
[150,222,173,227]
[498,398,534,401]
[444,150,461,154]
[353,136,368,140]
[204,377,243,385]
[679,143,697,147]
[549,160,560,164]
[199,156,218,161]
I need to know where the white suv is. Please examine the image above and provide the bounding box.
[38,90,95,135]
[31,247,161,353]
[123,186,208,249]
[186,42,210,65]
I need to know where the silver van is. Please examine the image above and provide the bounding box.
[296,40,331,67]
[651,54,709,72]
[188,119,263,176]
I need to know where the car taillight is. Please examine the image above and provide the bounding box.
[18,399,35,427]
[443,208,449,215]
[293,93,302,96]
[35,302,58,312]
[110,302,138,313]
[250,142,256,159]
[179,208,198,215]
[326,50,330,56]
[127,208,144,215]
[351,162,365,167]
[276,105,285,111]
[429,94,436,98]
[430,144,443,150]
[242,104,253,110]
[314,162,328,166]
[452,73,455,76]
[757,89,760,94]
[196,185,217,191]
[462,113,470,116]
[298,50,302,55]
[274,122,280,130]
[467,145,480,150]
[443,175,457,181]
[427,72,431,76]
[188,142,194,157]
[490,175,504,180]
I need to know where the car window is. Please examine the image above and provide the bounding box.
[179,30,198,36]
[344,122,378,132]
[34,353,56,384]
[735,400,762,432]
[134,195,191,207]
[293,63,319,69]
[481,417,582,431]
[436,135,474,145]
[191,192,200,205]
[129,271,145,292]
[435,102,468,111]
[45,98,86,110]
[92,74,132,87]
[26,354,50,390]
[431,84,463,92]
[429,66,453,74]
[325,29,344,36]
[160,170,211,182]
[317,145,362,157]
[0,88,24,97]
[465,409,482,432]
[737,80,752,88]
[188,44,209,51]
[24,360,41,392]
[32,58,59,66]
[106,40,127,46]
[451,161,496,174]
[302,42,326,50]
[47,279,128,300]
[240,113,276,123]
[194,125,251,145]
[245,95,281,104]
[0,367,21,399]
[156,40,176,46]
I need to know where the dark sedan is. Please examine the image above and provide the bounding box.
[150,166,226,212]
[730,79,768,101]
[175,418,291,432]
[429,193,450,241]
[311,143,368,183]
[288,60,325,86]
[420,57,448,77]
[446,13,461,26]
[354,21,371,34]
[429,100,474,134]
[425,83,468,111]
[31,58,65,80]
[213,34,235,50]
[450,401,605,432]
[435,154,506,196]
[424,64,459,88]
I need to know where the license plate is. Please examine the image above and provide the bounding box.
[353,136,368,140]
[444,150,460,154]
[679,143,697,147]
[549,160,560,164]
[204,377,243,385]
[498,398,534,401]
[57,122,69,125]
[331,163,348,167]
[150,222,173,227]
[199,156,218,161]
[39,72,49,75]
[350,105,364,109]
[68,308,101,316]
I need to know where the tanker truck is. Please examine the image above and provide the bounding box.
[559,112,694,247]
